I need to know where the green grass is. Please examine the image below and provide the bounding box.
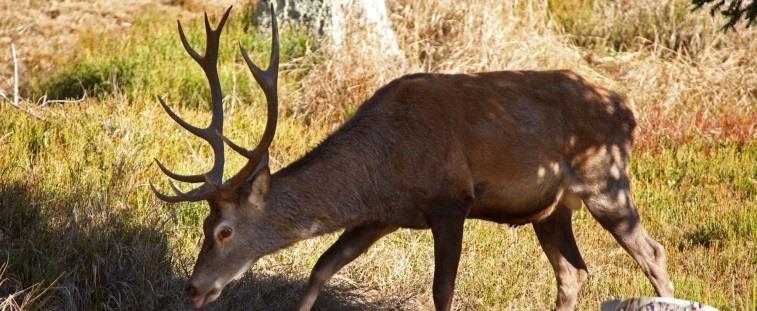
[31,9,311,105]
[2,112,753,309]
[1,2,755,310]
[33,59,134,100]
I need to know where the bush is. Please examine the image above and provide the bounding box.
[34,59,133,100]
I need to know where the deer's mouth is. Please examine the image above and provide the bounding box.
[190,287,221,309]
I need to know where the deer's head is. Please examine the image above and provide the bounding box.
[150,6,281,308]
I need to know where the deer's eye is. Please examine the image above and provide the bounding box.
[218,227,233,241]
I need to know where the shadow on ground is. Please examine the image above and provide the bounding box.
[209,272,417,311]
[0,180,182,309]
[0,180,415,310]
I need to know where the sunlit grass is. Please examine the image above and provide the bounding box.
[1,0,755,310]
[2,87,754,310]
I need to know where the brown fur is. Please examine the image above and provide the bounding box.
[181,70,673,310]
[273,70,633,228]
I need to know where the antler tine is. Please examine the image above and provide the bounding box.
[201,7,232,65]
[239,4,279,90]
[150,181,214,203]
[154,159,205,183]
[203,12,212,37]
[220,4,279,192]
[209,8,231,36]
[177,20,203,64]
[150,182,186,203]
[268,5,280,75]
[217,129,253,158]
[158,97,207,139]
[229,3,279,159]
[168,180,188,196]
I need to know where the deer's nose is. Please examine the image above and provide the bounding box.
[185,283,198,297]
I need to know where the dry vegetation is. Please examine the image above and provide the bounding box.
[1,0,755,310]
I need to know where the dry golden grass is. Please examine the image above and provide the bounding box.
[296,0,755,144]
[0,0,754,310]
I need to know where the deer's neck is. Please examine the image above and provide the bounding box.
[264,118,390,243]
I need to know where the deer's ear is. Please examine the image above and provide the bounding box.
[246,166,271,207]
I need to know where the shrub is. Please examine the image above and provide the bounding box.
[34,59,133,100]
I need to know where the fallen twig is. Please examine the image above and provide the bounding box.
[44,98,86,105]
[37,93,87,107]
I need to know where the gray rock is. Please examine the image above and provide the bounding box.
[251,0,330,35]
[601,297,719,311]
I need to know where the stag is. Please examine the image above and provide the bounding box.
[152,6,674,310]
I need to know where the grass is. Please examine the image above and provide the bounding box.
[1,0,755,310]
[549,0,695,53]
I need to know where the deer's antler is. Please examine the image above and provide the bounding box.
[153,5,279,202]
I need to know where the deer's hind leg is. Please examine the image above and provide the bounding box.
[533,195,588,311]
[582,185,673,297]
[570,143,673,297]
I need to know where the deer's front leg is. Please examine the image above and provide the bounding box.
[430,210,467,311]
[297,224,397,311]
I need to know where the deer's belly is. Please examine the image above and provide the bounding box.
[468,175,565,225]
